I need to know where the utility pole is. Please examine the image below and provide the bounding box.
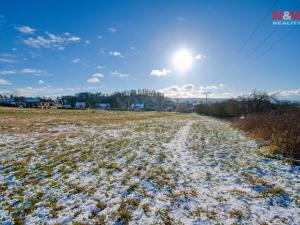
[203,92,210,105]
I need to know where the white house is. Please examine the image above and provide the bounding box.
[95,103,110,110]
[75,102,86,109]
[131,103,144,111]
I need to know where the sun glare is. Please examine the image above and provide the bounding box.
[172,48,193,72]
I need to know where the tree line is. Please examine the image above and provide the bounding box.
[194,91,298,118]
[60,89,175,111]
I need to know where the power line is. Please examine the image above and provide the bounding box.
[235,1,300,68]
[247,1,300,64]
[235,0,279,56]
[235,28,277,68]
[226,0,279,73]
[251,27,295,64]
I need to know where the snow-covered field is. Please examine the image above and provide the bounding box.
[0,108,299,224]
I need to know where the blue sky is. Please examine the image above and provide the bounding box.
[0,0,300,99]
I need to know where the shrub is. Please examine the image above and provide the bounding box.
[195,91,300,160]
[194,91,277,118]
[233,106,300,159]
[194,99,243,118]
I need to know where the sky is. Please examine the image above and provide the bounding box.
[0,0,300,100]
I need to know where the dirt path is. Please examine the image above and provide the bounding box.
[165,121,196,175]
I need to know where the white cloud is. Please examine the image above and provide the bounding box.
[199,85,218,90]
[64,33,80,42]
[0,70,16,75]
[0,53,16,58]
[92,73,104,78]
[182,84,194,90]
[108,27,117,32]
[0,58,17,64]
[195,54,206,60]
[87,73,104,83]
[160,83,234,98]
[150,68,171,76]
[0,53,18,64]
[85,40,90,44]
[16,26,36,34]
[109,51,123,57]
[72,58,81,63]
[97,35,103,39]
[0,68,49,76]
[38,80,45,84]
[274,89,300,97]
[0,90,11,96]
[14,87,36,96]
[9,86,101,97]
[23,31,80,50]
[0,68,48,76]
[96,65,105,70]
[199,83,224,91]
[21,68,43,75]
[24,37,49,48]
[112,71,128,78]
[0,79,12,85]
[13,86,63,97]
[87,77,100,83]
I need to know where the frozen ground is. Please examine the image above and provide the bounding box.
[0,113,299,224]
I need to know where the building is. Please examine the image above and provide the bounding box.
[61,99,72,109]
[95,103,110,110]
[75,102,86,109]
[0,97,53,108]
[23,98,41,107]
[131,103,144,111]
[0,98,16,107]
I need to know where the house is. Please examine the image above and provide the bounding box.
[95,103,110,110]
[38,101,53,109]
[75,101,86,109]
[0,98,16,107]
[15,98,42,108]
[131,103,144,111]
[24,98,41,107]
[61,100,73,109]
[62,104,72,109]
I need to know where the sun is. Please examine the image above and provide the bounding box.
[172,48,193,72]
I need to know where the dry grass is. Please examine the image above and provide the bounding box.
[0,107,198,224]
[0,106,191,134]
[233,106,300,160]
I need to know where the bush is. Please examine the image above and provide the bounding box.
[194,91,278,118]
[194,99,243,118]
[194,91,300,160]
[233,106,300,159]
